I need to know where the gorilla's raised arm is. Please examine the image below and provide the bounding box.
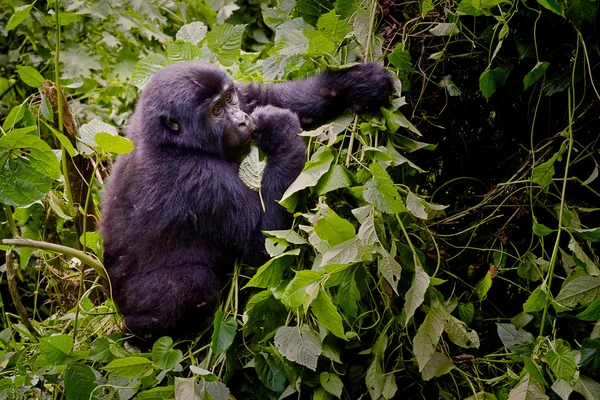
[237,63,394,129]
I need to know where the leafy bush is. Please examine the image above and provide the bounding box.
[0,0,599,399]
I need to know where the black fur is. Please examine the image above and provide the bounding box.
[100,61,393,340]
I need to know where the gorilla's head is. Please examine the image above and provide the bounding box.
[132,61,253,160]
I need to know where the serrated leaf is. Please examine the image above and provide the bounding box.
[403,265,430,323]
[239,145,266,191]
[531,153,558,187]
[64,364,97,400]
[414,300,447,371]
[508,373,549,400]
[39,335,74,365]
[211,310,237,356]
[480,67,507,99]
[377,245,402,294]
[103,356,153,378]
[363,162,405,214]
[0,131,61,206]
[524,62,550,90]
[281,270,323,308]
[7,3,34,31]
[313,203,355,246]
[555,276,600,307]
[206,24,246,66]
[17,66,45,88]
[281,147,334,205]
[176,21,208,45]
[167,42,203,63]
[546,339,576,381]
[78,119,119,156]
[131,53,168,90]
[311,289,346,339]
[151,336,182,371]
[274,326,322,371]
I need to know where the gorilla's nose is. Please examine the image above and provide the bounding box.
[233,110,251,127]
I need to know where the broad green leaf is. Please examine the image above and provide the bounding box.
[281,147,334,205]
[314,164,354,195]
[17,66,45,88]
[546,339,576,381]
[479,67,507,99]
[41,96,54,122]
[311,289,346,339]
[496,323,534,352]
[239,145,266,191]
[7,3,34,31]
[207,381,230,400]
[377,245,402,293]
[281,270,323,308]
[444,314,480,348]
[573,227,600,242]
[336,269,361,317]
[536,0,564,16]
[79,231,103,257]
[422,0,434,16]
[477,268,494,301]
[518,254,544,282]
[363,162,405,214]
[42,121,77,157]
[531,153,558,187]
[64,364,97,400]
[580,338,600,377]
[403,265,430,323]
[189,365,218,381]
[320,236,363,266]
[316,10,350,42]
[524,286,547,312]
[421,352,454,381]
[353,7,370,51]
[320,372,343,398]
[406,192,448,220]
[555,276,600,307]
[524,357,547,388]
[274,326,322,371]
[0,131,61,206]
[103,356,153,378]
[206,24,246,66]
[254,352,287,392]
[457,0,485,16]
[95,132,134,154]
[137,386,175,399]
[78,119,119,155]
[457,302,475,326]
[524,62,550,90]
[430,22,460,36]
[551,379,572,400]
[211,310,237,356]
[2,103,27,131]
[573,375,600,400]
[305,30,335,54]
[176,21,208,45]
[533,222,553,236]
[577,299,600,321]
[414,300,447,371]
[264,230,307,245]
[508,373,548,400]
[174,377,203,399]
[381,109,422,137]
[58,12,81,26]
[167,42,203,63]
[565,0,597,29]
[151,336,182,371]
[245,250,299,288]
[131,53,168,90]
[39,335,74,365]
[313,203,355,246]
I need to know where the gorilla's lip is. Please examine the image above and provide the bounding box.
[241,135,252,145]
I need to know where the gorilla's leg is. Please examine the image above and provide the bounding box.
[118,263,219,340]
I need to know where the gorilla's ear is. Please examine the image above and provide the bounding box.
[161,116,181,132]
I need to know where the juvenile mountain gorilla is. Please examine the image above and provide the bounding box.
[101,61,393,340]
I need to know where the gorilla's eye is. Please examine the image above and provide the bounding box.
[212,104,223,115]
[225,92,233,103]
[162,117,180,132]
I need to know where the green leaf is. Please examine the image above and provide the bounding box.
[580,338,600,377]
[58,12,81,26]
[211,310,237,356]
[281,147,334,206]
[414,300,447,371]
[274,326,322,371]
[7,3,35,31]
[496,323,534,352]
[320,372,343,398]
[533,222,553,236]
[479,68,507,99]
[281,270,323,308]
[565,0,597,29]
[457,302,475,326]
[103,356,153,378]
[524,62,550,90]
[508,373,549,400]
[573,227,600,242]
[42,121,77,157]
[524,286,547,313]
[254,352,287,392]
[64,364,97,400]
[444,314,480,348]
[136,386,175,399]
[363,162,406,214]
[167,42,203,63]
[573,375,600,400]
[95,132,134,154]
[403,265,430,323]
[245,250,299,288]
[577,299,600,321]
[555,276,600,307]
[0,131,62,206]
[239,145,266,191]
[313,203,355,246]
[421,352,454,381]
[430,22,460,36]
[476,268,494,301]
[316,10,350,42]
[131,53,168,90]
[531,153,558,187]
[536,0,565,16]
[312,289,346,339]
[377,244,402,293]
[388,44,412,71]
[39,335,74,365]
[207,381,230,400]
[176,21,208,45]
[546,339,576,381]
[151,337,182,371]
[2,103,27,131]
[174,377,204,399]
[206,24,246,66]
[17,66,45,88]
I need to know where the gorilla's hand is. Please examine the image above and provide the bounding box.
[251,106,302,156]
[337,63,395,114]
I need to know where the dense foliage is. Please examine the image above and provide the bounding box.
[0,0,599,399]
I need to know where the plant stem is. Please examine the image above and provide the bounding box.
[1,238,106,279]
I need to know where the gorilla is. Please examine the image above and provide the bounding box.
[100,61,393,340]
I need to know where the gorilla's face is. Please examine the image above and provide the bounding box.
[135,61,253,160]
